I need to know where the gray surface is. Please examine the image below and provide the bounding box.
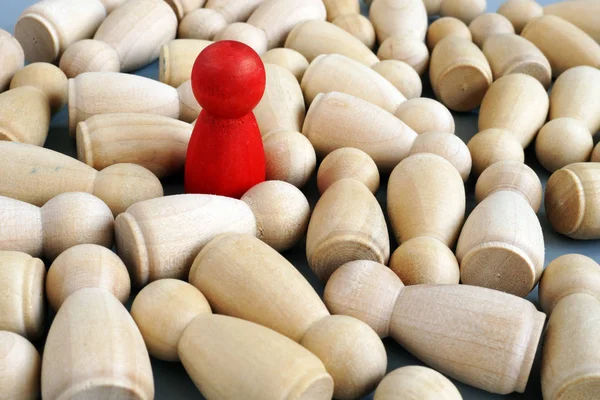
[3,0,599,399]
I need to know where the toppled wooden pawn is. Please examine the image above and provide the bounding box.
[538,255,600,400]
[0,331,40,400]
[261,48,309,81]
[0,142,163,216]
[394,97,455,135]
[41,288,154,400]
[545,163,600,239]
[409,132,472,181]
[0,86,50,146]
[377,35,430,75]
[426,17,472,51]
[324,260,545,394]
[0,252,45,340]
[332,14,376,49]
[543,0,600,44]
[497,0,542,33]
[10,62,67,113]
[262,130,316,188]
[323,0,359,21]
[189,234,387,399]
[59,0,177,77]
[468,13,514,47]
[369,0,428,42]
[164,0,206,21]
[429,36,492,111]
[307,178,390,281]
[46,244,130,311]
[0,29,24,92]
[303,92,417,172]
[76,113,193,178]
[131,279,211,361]
[241,180,310,252]
[440,0,486,24]
[374,366,462,400]
[214,22,268,55]
[178,8,228,40]
[159,39,213,88]
[317,148,380,194]
[115,194,256,286]
[371,60,422,99]
[0,193,113,261]
[535,118,593,173]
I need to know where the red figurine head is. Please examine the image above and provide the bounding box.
[191,40,266,119]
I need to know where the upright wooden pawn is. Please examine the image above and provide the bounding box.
[0,331,40,400]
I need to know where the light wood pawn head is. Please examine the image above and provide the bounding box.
[371,60,422,99]
[0,331,40,400]
[261,48,309,81]
[0,28,24,92]
[377,35,429,75]
[394,97,455,135]
[497,0,543,33]
[468,13,514,48]
[467,128,524,176]
[10,62,67,113]
[374,366,462,400]
[179,8,228,39]
[262,130,316,188]
[332,14,376,49]
[535,118,593,173]
[409,132,472,181]
[317,147,380,194]
[426,17,472,52]
[214,23,268,55]
[0,86,50,146]
[440,0,486,25]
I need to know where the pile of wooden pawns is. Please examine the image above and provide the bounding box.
[1,0,599,398]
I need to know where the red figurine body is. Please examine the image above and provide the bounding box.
[185,41,267,198]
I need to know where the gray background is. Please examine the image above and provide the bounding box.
[2,0,598,399]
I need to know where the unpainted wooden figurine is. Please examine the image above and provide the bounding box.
[262,130,316,188]
[317,147,380,194]
[10,62,68,114]
[426,17,472,51]
[374,366,463,400]
[159,39,213,88]
[371,59,422,99]
[468,13,514,47]
[369,0,428,42]
[0,28,25,92]
[0,331,40,400]
[440,0,486,25]
[544,0,600,44]
[497,0,542,33]
[261,48,309,81]
[377,35,430,75]
[409,132,472,181]
[394,97,455,135]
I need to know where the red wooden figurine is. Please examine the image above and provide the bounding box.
[185,41,267,198]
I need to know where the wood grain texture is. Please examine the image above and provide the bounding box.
[535,118,593,173]
[76,113,192,178]
[544,0,600,43]
[468,13,514,47]
[10,62,67,113]
[374,366,462,400]
[41,288,153,400]
[426,17,472,51]
[317,147,380,194]
[377,35,430,75]
[179,314,334,400]
[456,191,544,297]
[302,54,405,112]
[115,194,256,286]
[0,29,25,92]
[324,260,546,394]
[262,130,316,188]
[0,87,50,146]
[306,178,390,281]
[394,97,455,135]
[46,244,129,311]
[482,33,551,88]
[303,91,417,172]
[178,8,228,40]
[388,153,465,246]
[0,331,40,400]
[333,13,376,49]
[370,0,428,42]
[58,39,120,78]
[0,251,45,340]
[521,15,600,77]
[497,0,542,33]
[371,60,422,99]
[261,48,309,81]
[159,39,213,88]
[467,128,524,175]
[409,132,472,181]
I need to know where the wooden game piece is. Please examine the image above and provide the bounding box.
[538,254,600,400]
[115,194,256,286]
[457,190,544,297]
[254,64,305,136]
[377,35,429,75]
[475,160,542,212]
[241,181,310,252]
[0,87,50,146]
[467,128,525,175]
[214,23,268,55]
[429,36,492,111]
[389,236,460,285]
[544,0,600,44]
[478,73,549,147]
[14,0,108,63]
[332,14,376,49]
[440,0,486,24]
[159,39,213,88]
[324,260,546,394]
[393,97,455,135]
[185,41,266,198]
[10,62,67,113]
[262,130,317,188]
[468,13,514,47]
[549,66,600,136]
[58,39,120,78]
[593,143,600,162]
[189,233,387,399]
[0,193,113,261]
[0,29,24,93]
[41,288,153,400]
[0,252,45,340]
[285,20,379,66]
[301,54,406,112]
[497,0,542,33]
[535,118,593,173]
[131,279,212,361]
[178,8,229,40]
[247,0,327,50]
[426,16,472,51]
[409,132,472,181]
[180,314,334,400]
[205,0,266,23]
[521,16,600,77]
[306,178,390,281]
[546,163,600,239]
[303,92,417,172]
[164,0,206,20]
[261,48,309,81]
[374,366,463,400]
[46,244,129,311]
[371,60,422,99]
[482,34,551,88]
[388,153,465,247]
[317,148,380,195]
[68,72,200,135]
[370,0,428,42]
[0,142,163,216]
[0,331,40,400]
[76,113,192,178]
[323,0,360,21]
